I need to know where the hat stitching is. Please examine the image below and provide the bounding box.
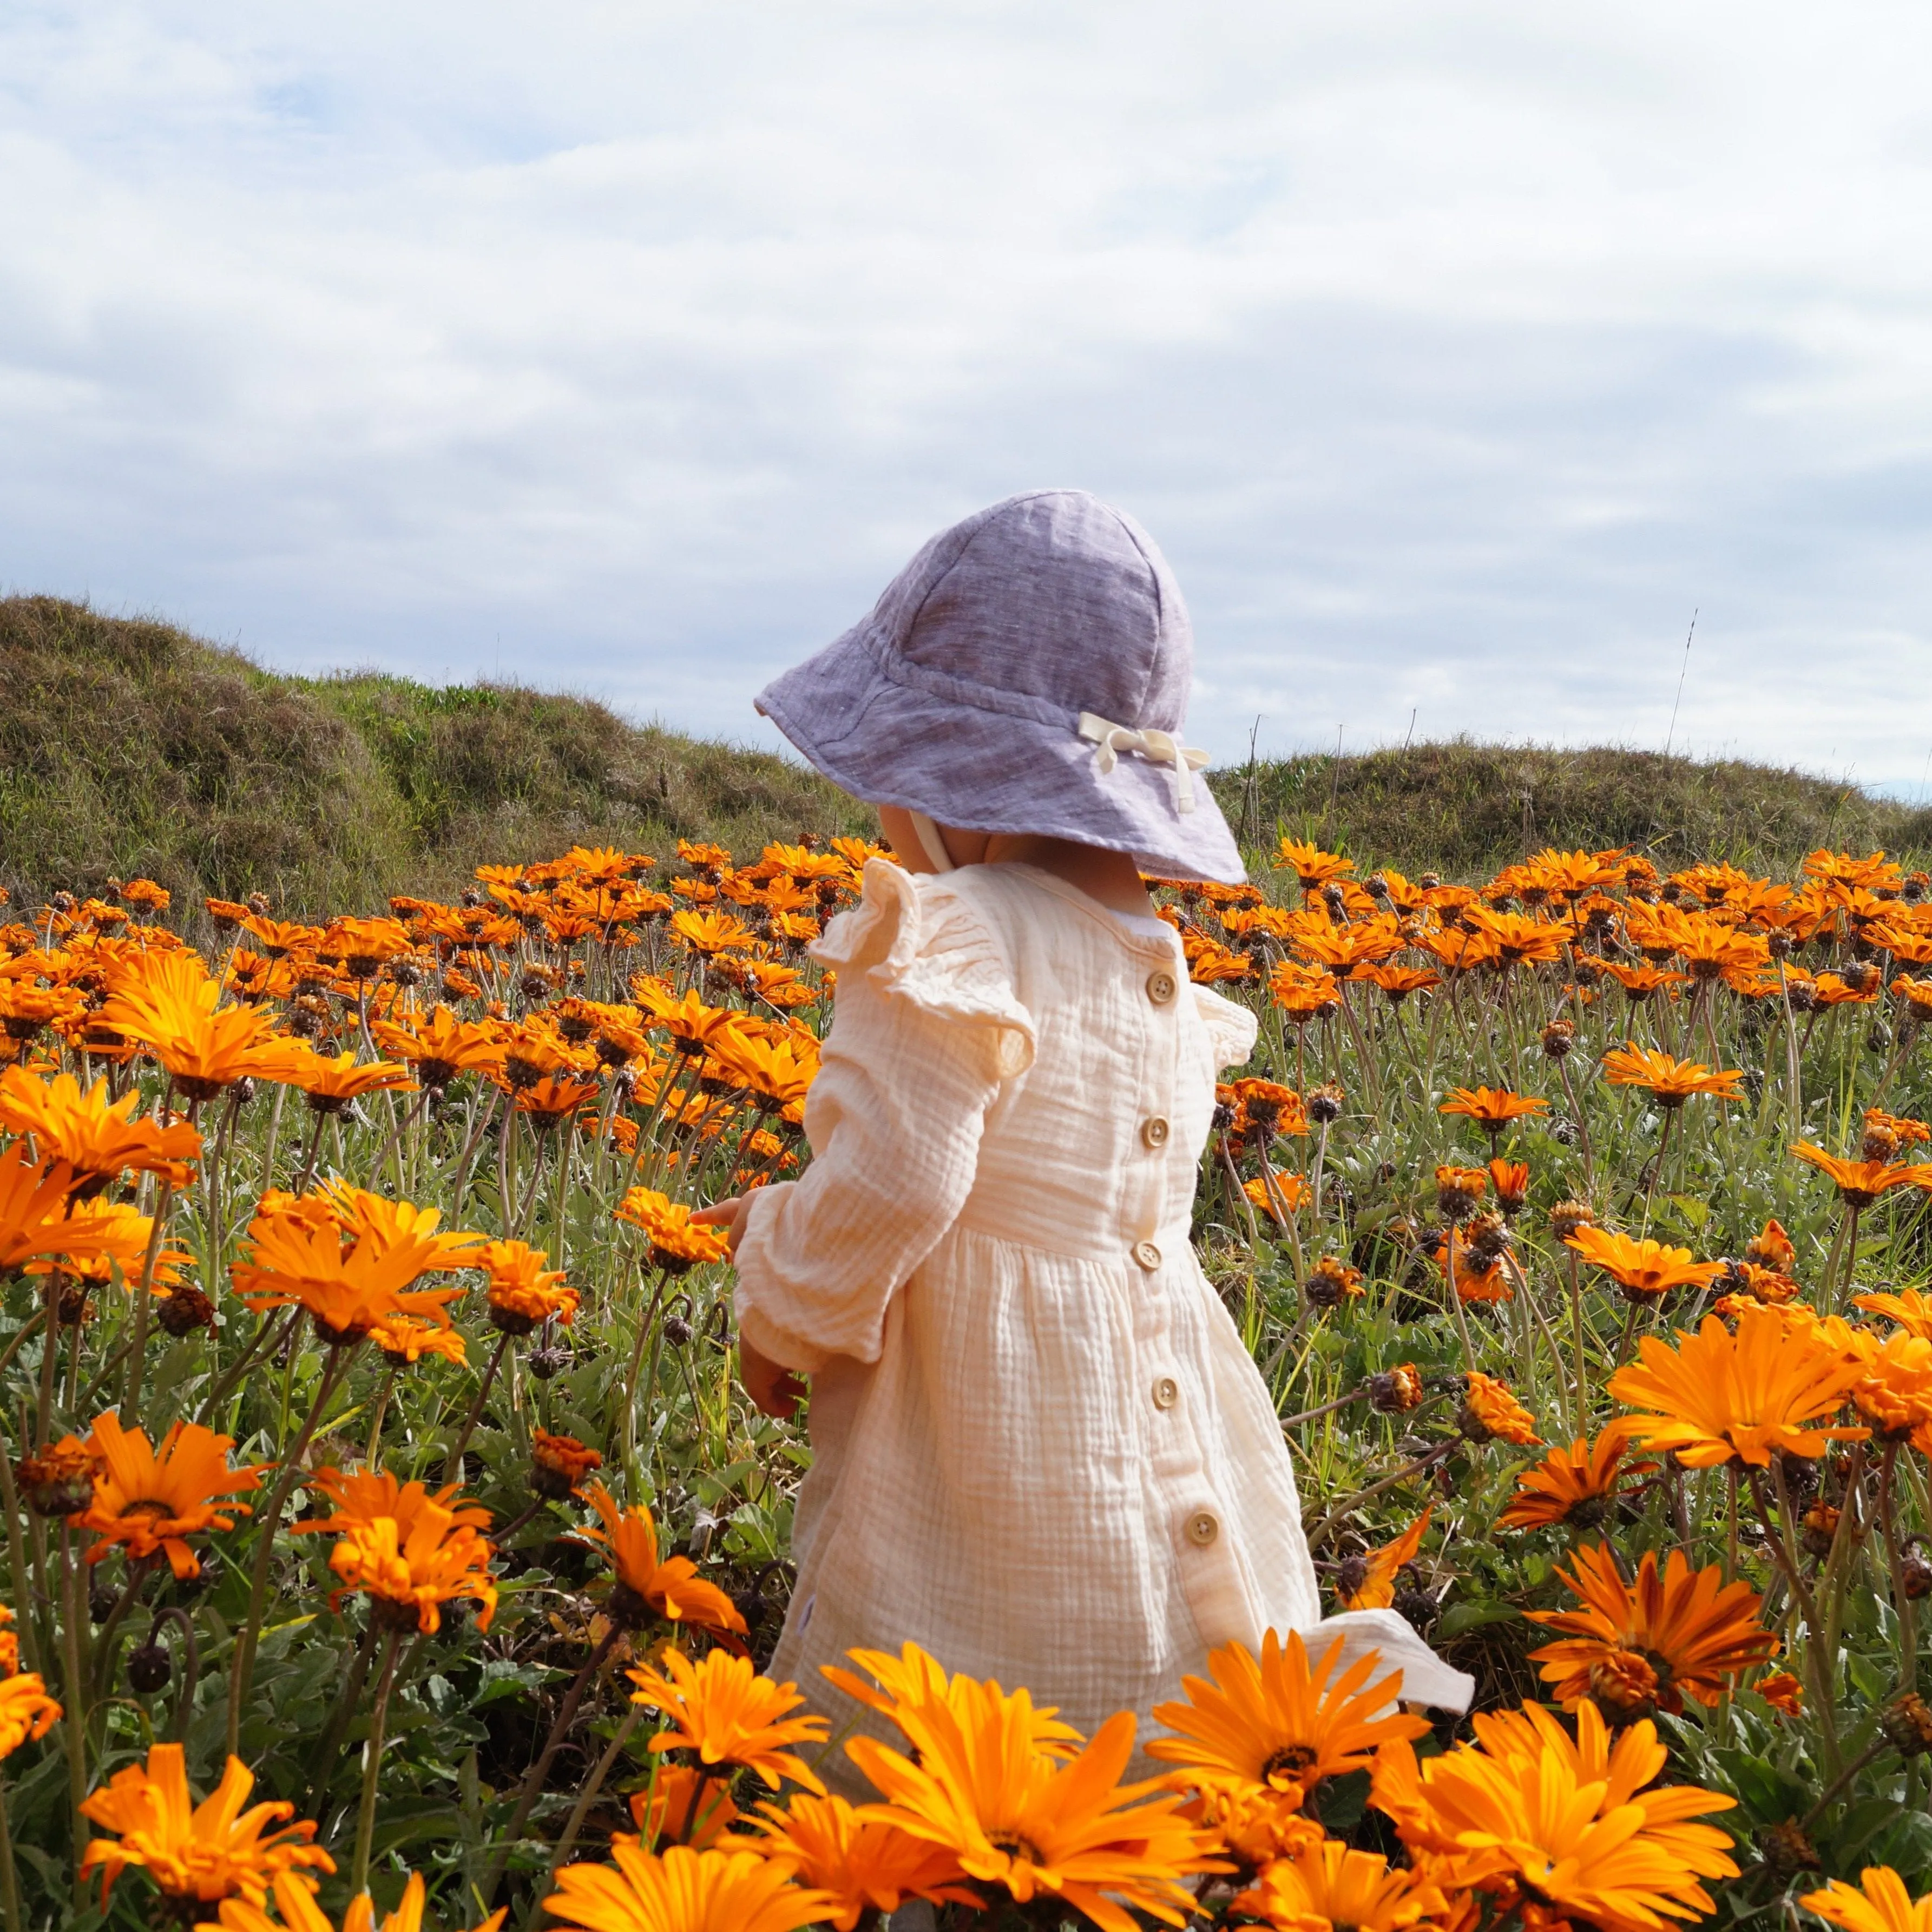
[1105,512,1171,727]
[883,494,1169,733]
[854,620,1079,732]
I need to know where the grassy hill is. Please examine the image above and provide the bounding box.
[4,595,1928,915]
[1221,739,1932,880]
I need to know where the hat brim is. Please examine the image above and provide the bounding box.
[757,625,1247,885]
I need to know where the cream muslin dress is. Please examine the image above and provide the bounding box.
[732,858,1472,1790]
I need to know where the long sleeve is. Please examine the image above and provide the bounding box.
[731,861,1036,1375]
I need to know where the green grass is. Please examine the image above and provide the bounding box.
[5,594,1929,915]
[0,596,869,916]
[1220,738,1932,878]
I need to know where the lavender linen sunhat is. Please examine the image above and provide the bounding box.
[754,490,1246,884]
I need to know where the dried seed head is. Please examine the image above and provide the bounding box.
[16,1447,100,1517]
[1464,1211,1509,1265]
[1334,1553,1370,1599]
[1305,1256,1364,1310]
[1548,1199,1596,1243]
[156,1287,216,1338]
[1881,1693,1932,1758]
[1434,1166,1488,1224]
[1393,1585,1440,1635]
[1306,1083,1345,1126]
[1800,1502,1839,1559]
[1864,1121,1902,1163]
[1903,1553,1932,1601]
[528,1345,569,1382]
[126,1641,172,1695]
[1540,1018,1576,1059]
[1368,1365,1425,1414]
[1758,1820,1821,1877]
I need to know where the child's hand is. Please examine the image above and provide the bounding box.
[738,1333,808,1421]
[691,1193,752,1254]
[695,1195,806,1417]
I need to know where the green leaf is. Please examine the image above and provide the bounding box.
[1434,1600,1517,1638]
[1867,1812,1932,1887]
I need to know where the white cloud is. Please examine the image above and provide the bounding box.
[4,2,1932,790]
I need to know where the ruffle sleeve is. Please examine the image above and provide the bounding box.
[1295,1609,1476,1714]
[733,861,1035,1374]
[1192,983,1259,1071]
[812,859,1036,1081]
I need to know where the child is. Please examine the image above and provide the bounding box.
[696,489,1472,1788]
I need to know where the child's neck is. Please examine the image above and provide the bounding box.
[980,833,1153,915]
[876,806,1154,914]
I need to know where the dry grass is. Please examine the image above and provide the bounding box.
[5,594,1927,914]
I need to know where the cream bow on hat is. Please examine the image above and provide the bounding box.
[1077,713,1211,814]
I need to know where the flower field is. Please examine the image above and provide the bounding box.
[3,834,1932,1930]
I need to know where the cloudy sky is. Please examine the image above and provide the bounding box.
[5,3,1932,790]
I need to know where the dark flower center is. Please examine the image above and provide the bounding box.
[988,1830,1046,1866]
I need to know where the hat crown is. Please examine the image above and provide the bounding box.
[876,490,1192,732]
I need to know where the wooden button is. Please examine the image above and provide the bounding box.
[1186,1509,1219,1547]
[1146,969,1178,1005]
[1133,1240,1163,1271]
[1152,1376,1179,1410]
[1140,1115,1171,1149]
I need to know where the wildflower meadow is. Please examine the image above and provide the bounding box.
[2,833,1932,1932]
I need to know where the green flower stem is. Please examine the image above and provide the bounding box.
[445,1332,511,1482]
[1878,1442,1920,1696]
[57,1527,89,1904]
[0,1769,21,1932]
[0,1443,39,1681]
[349,1627,404,1898]
[529,1704,642,1927]
[196,1306,299,1429]
[226,1343,347,1759]
[484,1625,622,1908]
[303,1619,378,1817]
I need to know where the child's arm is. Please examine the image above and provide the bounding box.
[718,870,1034,1384]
